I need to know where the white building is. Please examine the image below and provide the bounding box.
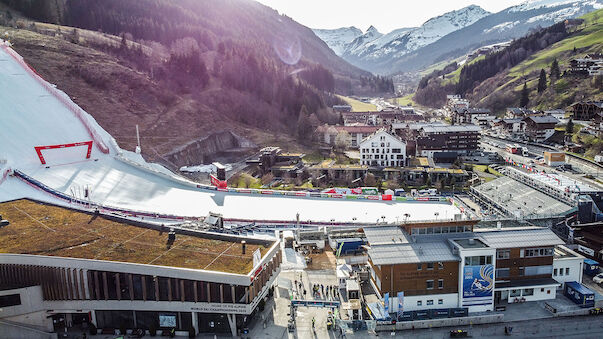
[553,245,584,289]
[359,130,406,167]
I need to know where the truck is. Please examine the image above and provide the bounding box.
[543,151,565,167]
[521,147,529,157]
[583,259,600,277]
[506,144,520,154]
[564,281,595,308]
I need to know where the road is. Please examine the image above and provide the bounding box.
[481,135,603,190]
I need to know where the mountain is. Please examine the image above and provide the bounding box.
[413,8,603,113]
[383,0,602,73]
[312,26,363,55]
[314,5,490,73]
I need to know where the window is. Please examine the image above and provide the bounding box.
[465,256,493,266]
[540,288,545,292]
[496,268,510,278]
[417,263,422,271]
[524,265,553,276]
[565,268,570,275]
[523,288,534,296]
[524,247,554,258]
[559,269,564,276]
[426,280,434,290]
[553,268,558,276]
[417,300,422,306]
[497,250,510,260]
[438,279,444,289]
[0,294,21,307]
[519,267,525,276]
[438,262,444,270]
[438,299,443,305]
[427,263,434,270]
[427,300,434,306]
[510,289,521,297]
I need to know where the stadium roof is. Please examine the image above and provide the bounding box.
[0,199,270,274]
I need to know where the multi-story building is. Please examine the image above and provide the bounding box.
[569,101,603,121]
[359,130,406,167]
[314,125,380,148]
[523,115,559,142]
[365,223,565,317]
[342,108,422,126]
[453,108,492,125]
[415,125,481,158]
[569,54,603,76]
[552,245,584,289]
[506,108,539,119]
[0,199,282,337]
[492,119,525,137]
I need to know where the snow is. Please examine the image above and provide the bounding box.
[180,163,232,173]
[0,42,464,224]
[483,21,520,34]
[509,0,600,12]
[312,26,363,56]
[339,5,490,61]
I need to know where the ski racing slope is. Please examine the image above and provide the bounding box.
[0,42,465,224]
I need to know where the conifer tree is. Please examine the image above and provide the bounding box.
[520,82,529,108]
[537,69,547,93]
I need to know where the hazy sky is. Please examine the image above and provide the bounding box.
[255,0,527,33]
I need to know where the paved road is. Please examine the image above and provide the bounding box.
[480,137,603,190]
[482,135,603,180]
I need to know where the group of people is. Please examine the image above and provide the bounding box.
[293,277,339,301]
[312,283,339,300]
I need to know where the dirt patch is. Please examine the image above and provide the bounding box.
[306,245,337,271]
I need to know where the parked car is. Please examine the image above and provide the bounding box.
[593,273,603,284]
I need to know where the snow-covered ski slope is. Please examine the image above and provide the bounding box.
[0,42,464,224]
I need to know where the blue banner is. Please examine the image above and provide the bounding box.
[384,292,389,315]
[462,265,494,306]
[397,292,404,321]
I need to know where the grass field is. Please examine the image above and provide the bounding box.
[0,199,268,273]
[336,95,377,111]
[388,93,415,106]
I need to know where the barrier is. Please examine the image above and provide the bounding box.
[1,44,110,154]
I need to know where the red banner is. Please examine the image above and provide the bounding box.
[210,174,227,188]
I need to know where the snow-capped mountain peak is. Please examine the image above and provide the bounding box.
[312,26,363,55]
[339,5,490,62]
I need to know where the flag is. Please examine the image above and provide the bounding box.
[397,292,404,321]
[384,293,389,316]
[336,242,344,257]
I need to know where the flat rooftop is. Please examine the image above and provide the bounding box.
[453,238,488,249]
[509,167,600,194]
[0,199,268,274]
[554,245,583,259]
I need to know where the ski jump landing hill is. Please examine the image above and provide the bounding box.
[0,41,467,225]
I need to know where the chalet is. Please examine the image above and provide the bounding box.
[569,101,603,121]
[453,108,492,125]
[569,54,603,76]
[523,115,559,142]
[506,107,539,119]
[493,119,525,137]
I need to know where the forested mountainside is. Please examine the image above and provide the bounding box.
[414,9,603,112]
[0,0,395,168]
[370,0,601,74]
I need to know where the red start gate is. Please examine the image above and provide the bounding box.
[34,141,94,165]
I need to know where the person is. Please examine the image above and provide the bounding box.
[312,317,315,329]
[321,284,324,295]
[303,289,307,299]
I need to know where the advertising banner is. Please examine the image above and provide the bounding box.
[462,264,494,306]
[384,292,389,315]
[397,292,404,321]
